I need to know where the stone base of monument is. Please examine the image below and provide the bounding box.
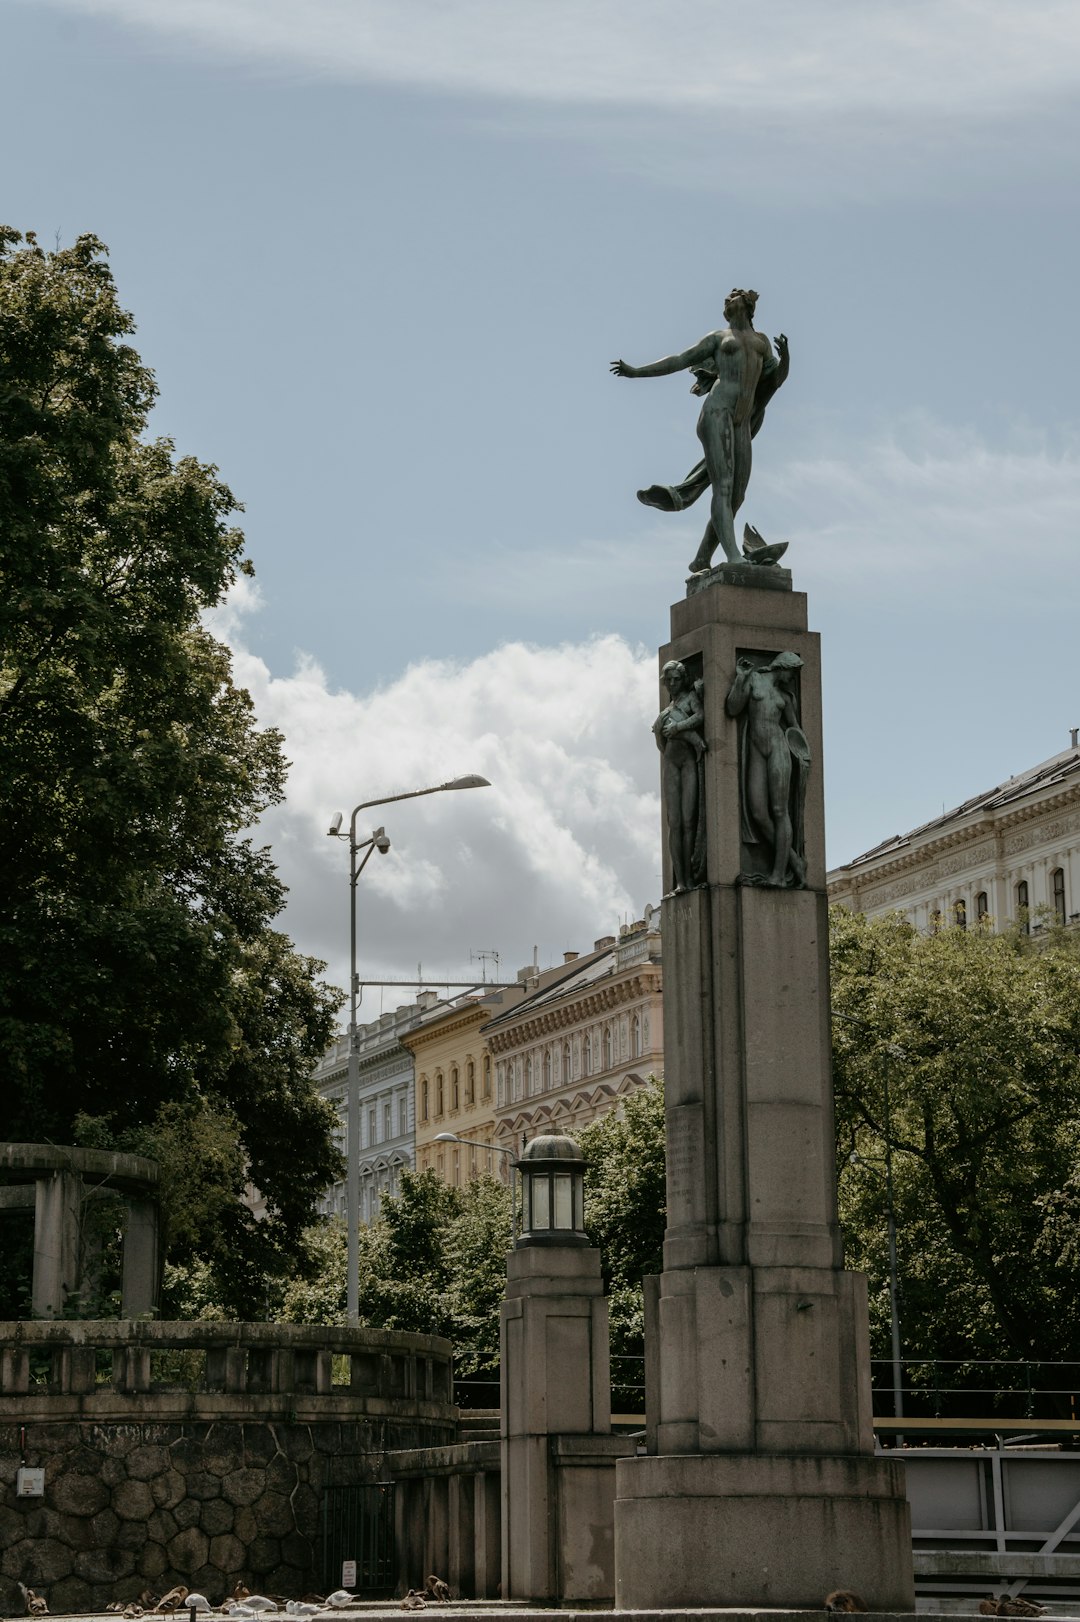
[614,1451,913,1611]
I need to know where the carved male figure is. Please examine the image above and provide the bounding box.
[653,659,706,892]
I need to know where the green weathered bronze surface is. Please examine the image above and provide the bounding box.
[611,289,789,575]
[725,651,809,888]
[653,660,707,893]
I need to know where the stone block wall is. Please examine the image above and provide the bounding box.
[0,1322,456,1615]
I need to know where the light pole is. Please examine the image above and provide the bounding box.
[328,774,490,1323]
[434,1131,519,1244]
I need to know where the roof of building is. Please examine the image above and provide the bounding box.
[835,746,1080,876]
[482,923,661,1034]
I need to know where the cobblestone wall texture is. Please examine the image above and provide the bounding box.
[0,1416,448,1615]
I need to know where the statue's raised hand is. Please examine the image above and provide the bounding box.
[774,333,789,363]
[610,359,638,378]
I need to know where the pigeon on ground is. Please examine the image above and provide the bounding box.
[325,1594,353,1610]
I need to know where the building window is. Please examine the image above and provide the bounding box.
[976,891,989,923]
[383,1101,391,1140]
[421,1077,429,1122]
[562,1040,572,1083]
[1016,879,1030,933]
[954,899,967,930]
[631,1014,641,1058]
[451,1066,459,1111]
[466,1059,475,1105]
[543,1048,552,1091]
[483,1056,491,1099]
[1052,866,1067,925]
[436,1070,444,1115]
[399,1097,408,1136]
[929,908,942,933]
[368,1108,376,1146]
[603,1025,613,1071]
[496,1062,505,1107]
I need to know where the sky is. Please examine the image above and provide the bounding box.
[4,0,1080,1008]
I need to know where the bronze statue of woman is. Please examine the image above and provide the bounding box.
[611,289,788,573]
[653,660,707,892]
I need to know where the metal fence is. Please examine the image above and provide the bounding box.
[870,1359,1080,1425]
[320,1483,395,1596]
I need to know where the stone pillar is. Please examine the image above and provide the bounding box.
[32,1169,81,1318]
[500,1244,617,1603]
[121,1197,160,1317]
[614,574,914,1611]
[473,1470,500,1598]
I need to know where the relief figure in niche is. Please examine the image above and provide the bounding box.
[653,658,706,891]
[725,651,809,888]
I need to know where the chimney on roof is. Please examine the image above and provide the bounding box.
[594,935,616,951]
[563,950,579,963]
[1071,727,1078,750]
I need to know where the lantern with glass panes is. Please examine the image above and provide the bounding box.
[516,1133,588,1246]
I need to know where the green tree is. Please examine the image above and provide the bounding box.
[578,1077,665,1408]
[0,228,343,1315]
[831,907,1080,1367]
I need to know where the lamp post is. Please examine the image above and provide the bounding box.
[434,1131,519,1244]
[328,774,490,1323]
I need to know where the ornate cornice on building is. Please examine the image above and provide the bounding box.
[485,964,660,1053]
[828,749,1080,919]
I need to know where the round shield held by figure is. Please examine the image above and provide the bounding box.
[786,725,811,763]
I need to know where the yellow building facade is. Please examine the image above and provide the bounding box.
[402,988,522,1186]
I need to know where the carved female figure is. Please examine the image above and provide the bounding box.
[611,289,788,573]
[653,660,706,892]
[724,652,809,888]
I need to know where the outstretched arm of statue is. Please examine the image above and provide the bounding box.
[610,334,716,379]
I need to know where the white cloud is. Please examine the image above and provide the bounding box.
[29,0,1080,119]
[208,607,663,1005]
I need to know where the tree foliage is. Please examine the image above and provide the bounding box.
[831,907,1080,1366]
[0,228,343,1315]
[279,1170,511,1391]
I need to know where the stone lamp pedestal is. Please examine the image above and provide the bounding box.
[501,1196,633,1605]
[613,573,914,1610]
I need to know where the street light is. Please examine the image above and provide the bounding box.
[329,774,491,1323]
[434,1131,519,1244]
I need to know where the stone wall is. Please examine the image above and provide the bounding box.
[0,1322,456,1615]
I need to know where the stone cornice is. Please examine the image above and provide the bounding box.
[485,967,661,1054]
[828,784,1080,896]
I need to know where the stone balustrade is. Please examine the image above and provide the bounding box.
[0,1319,455,1424]
[0,1321,457,1615]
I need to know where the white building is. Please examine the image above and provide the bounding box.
[311,993,437,1225]
[827,734,1080,934]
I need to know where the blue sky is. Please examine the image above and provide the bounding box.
[5,0,1080,1001]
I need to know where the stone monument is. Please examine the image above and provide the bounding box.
[610,297,915,1609]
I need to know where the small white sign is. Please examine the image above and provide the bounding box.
[340,1562,356,1590]
[16,1468,44,1498]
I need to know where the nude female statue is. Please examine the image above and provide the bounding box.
[724,652,809,889]
[652,659,706,892]
[611,289,788,573]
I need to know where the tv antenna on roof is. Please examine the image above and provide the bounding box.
[470,949,500,984]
